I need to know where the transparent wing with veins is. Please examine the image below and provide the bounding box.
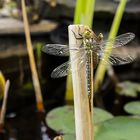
[42,44,84,56]
[42,44,87,78]
[50,49,87,78]
[98,51,134,66]
[98,33,135,50]
[42,32,135,78]
[96,32,135,65]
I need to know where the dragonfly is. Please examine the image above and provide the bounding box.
[42,26,135,110]
[42,26,135,79]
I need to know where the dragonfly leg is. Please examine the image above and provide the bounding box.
[72,29,83,40]
[77,26,83,37]
[71,25,84,40]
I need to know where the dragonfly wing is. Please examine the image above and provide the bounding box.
[99,51,135,66]
[109,55,133,65]
[51,61,71,78]
[51,49,87,78]
[42,44,70,56]
[42,44,85,56]
[100,33,135,50]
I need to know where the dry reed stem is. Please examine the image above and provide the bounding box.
[68,25,93,140]
[21,0,44,112]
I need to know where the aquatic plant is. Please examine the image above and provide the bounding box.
[0,80,10,131]
[21,0,44,112]
[0,71,5,99]
[94,0,128,92]
[66,0,96,103]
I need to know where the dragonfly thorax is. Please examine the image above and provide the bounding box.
[83,38,96,50]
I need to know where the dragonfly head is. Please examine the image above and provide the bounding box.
[82,26,96,40]
[97,33,103,42]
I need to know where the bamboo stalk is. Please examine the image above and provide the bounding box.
[68,25,93,140]
[0,80,10,129]
[21,0,44,112]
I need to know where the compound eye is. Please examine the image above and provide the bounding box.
[99,33,103,39]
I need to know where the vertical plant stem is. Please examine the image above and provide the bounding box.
[74,0,85,24]
[69,25,93,140]
[66,0,96,102]
[0,80,10,127]
[21,0,44,112]
[35,42,42,78]
[0,71,5,99]
[74,0,96,27]
[94,0,127,92]
[84,0,96,28]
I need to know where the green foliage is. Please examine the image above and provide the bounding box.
[63,134,76,140]
[94,0,128,92]
[47,106,140,140]
[94,107,113,125]
[23,82,33,90]
[35,42,42,62]
[47,106,75,134]
[124,101,140,116]
[74,0,95,27]
[116,81,140,97]
[0,71,5,99]
[95,116,140,140]
[46,106,113,134]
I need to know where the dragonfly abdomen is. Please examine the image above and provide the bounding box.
[86,54,92,97]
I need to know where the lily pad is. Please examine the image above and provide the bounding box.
[94,107,113,124]
[95,116,140,140]
[124,101,140,115]
[116,81,140,97]
[63,134,75,140]
[59,117,140,140]
[46,105,113,134]
[47,106,75,134]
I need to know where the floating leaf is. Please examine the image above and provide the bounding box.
[124,101,140,116]
[47,106,75,134]
[63,134,75,140]
[116,81,140,97]
[95,116,140,140]
[0,71,5,99]
[46,106,113,134]
[60,117,140,140]
[93,107,113,124]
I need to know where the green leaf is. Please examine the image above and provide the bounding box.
[95,116,140,140]
[124,101,140,115]
[93,107,113,125]
[63,134,75,140]
[56,117,140,140]
[46,105,113,134]
[46,106,75,134]
[116,81,140,97]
